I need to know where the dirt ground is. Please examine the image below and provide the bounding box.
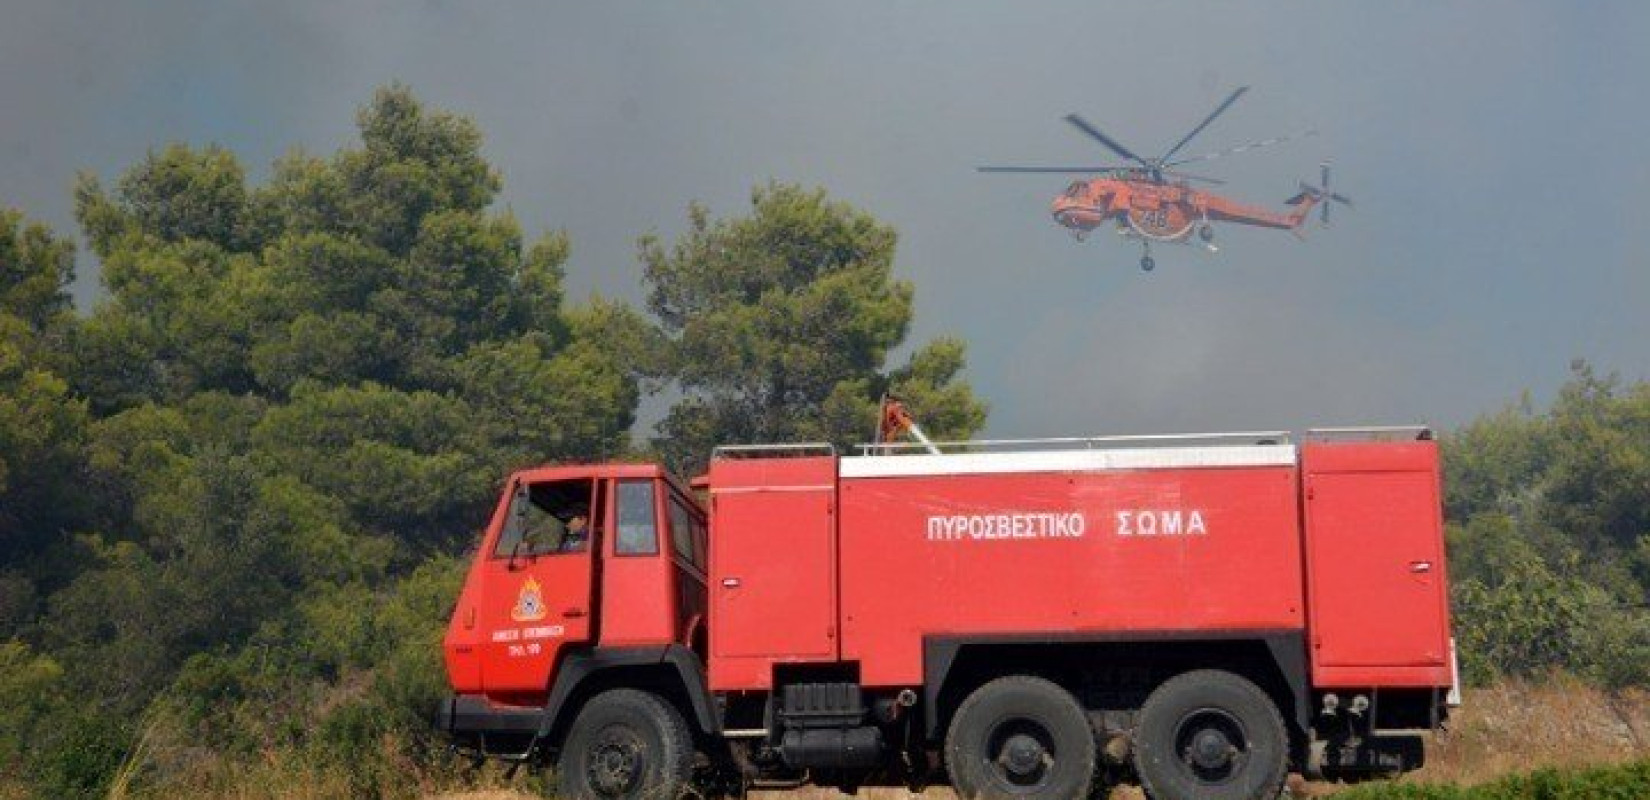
[428,679,1650,800]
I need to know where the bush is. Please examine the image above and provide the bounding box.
[1337,760,1650,799]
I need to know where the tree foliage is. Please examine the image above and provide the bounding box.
[642,183,987,474]
[1444,361,1650,686]
[4,86,647,798]
[0,210,87,638]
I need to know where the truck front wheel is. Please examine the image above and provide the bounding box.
[1132,669,1287,800]
[556,688,694,800]
[944,675,1097,799]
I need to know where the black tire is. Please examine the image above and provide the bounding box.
[1141,256,1156,271]
[945,676,1097,800]
[1132,670,1287,800]
[556,688,695,800]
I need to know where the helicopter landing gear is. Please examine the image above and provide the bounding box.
[1139,243,1155,272]
[1198,222,1218,252]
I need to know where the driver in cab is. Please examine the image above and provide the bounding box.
[518,499,591,555]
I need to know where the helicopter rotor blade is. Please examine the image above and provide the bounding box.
[976,165,1127,174]
[1161,86,1249,163]
[1063,114,1149,167]
[1321,163,1331,224]
[1166,129,1319,167]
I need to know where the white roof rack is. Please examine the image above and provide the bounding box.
[855,430,1290,456]
[1304,426,1432,442]
[711,442,836,460]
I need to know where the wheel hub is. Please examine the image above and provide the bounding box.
[1189,728,1234,770]
[1175,708,1248,783]
[587,730,644,796]
[1000,733,1046,777]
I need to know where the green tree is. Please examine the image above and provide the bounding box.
[0,210,88,634]
[1444,361,1650,686]
[642,183,987,473]
[0,640,62,783]
[22,85,647,798]
[0,208,77,336]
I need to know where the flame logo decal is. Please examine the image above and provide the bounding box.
[511,576,547,622]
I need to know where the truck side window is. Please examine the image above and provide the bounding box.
[667,495,704,569]
[692,514,708,567]
[494,478,594,557]
[615,480,659,555]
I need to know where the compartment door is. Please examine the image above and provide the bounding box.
[1306,469,1448,676]
[708,460,838,690]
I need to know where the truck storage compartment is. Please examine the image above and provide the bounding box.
[1302,437,1452,688]
[707,450,839,690]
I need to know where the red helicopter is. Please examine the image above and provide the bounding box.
[980,87,1350,271]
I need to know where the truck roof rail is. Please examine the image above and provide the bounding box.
[854,431,1291,456]
[712,442,837,459]
[1304,426,1433,442]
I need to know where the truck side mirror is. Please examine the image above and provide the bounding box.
[505,486,532,568]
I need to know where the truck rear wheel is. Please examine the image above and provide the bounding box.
[1132,669,1287,800]
[944,675,1097,799]
[556,688,694,800]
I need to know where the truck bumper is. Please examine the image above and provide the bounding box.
[435,694,544,739]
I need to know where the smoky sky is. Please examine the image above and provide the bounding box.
[3,1,1647,440]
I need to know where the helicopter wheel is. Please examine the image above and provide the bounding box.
[1198,224,1215,243]
[1140,255,1155,272]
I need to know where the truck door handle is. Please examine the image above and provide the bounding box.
[562,607,587,618]
[721,577,741,588]
[1409,561,1433,573]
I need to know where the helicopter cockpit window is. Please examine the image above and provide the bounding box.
[1065,182,1086,198]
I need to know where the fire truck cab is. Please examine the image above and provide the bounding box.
[439,429,1456,800]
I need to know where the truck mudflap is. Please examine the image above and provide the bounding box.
[1446,637,1462,708]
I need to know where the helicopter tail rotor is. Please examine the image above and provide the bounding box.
[1286,163,1352,226]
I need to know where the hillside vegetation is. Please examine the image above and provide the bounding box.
[2,85,1648,799]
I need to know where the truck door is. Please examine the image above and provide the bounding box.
[477,477,602,696]
[1303,441,1452,687]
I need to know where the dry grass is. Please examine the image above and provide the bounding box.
[1380,677,1650,787]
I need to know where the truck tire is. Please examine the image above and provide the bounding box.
[1132,669,1287,800]
[944,675,1097,799]
[556,688,694,800]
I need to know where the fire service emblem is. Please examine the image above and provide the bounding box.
[511,576,547,622]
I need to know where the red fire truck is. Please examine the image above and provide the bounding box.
[439,427,1457,800]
